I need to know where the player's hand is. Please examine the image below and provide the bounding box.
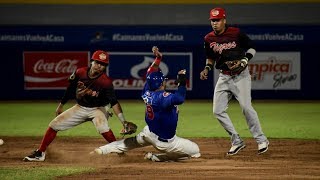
[55,103,64,116]
[200,69,208,80]
[120,121,138,136]
[152,46,162,58]
[175,69,187,86]
[178,69,186,75]
[225,60,241,70]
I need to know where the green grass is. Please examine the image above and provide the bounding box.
[0,166,94,180]
[0,100,319,139]
[0,100,319,179]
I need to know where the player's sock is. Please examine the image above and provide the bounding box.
[38,127,57,152]
[101,130,116,143]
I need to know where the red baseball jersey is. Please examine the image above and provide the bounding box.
[61,67,118,107]
[204,27,255,71]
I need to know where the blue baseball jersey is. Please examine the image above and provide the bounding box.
[141,79,186,139]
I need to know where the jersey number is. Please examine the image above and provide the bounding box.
[146,105,154,120]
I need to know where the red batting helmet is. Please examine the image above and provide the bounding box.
[209,7,226,20]
[91,50,109,65]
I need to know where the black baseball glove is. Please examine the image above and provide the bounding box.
[174,69,187,86]
[120,121,138,135]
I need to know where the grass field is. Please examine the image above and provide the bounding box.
[0,100,319,179]
[0,100,319,139]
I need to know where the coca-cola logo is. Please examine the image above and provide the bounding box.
[24,51,89,90]
[33,59,78,73]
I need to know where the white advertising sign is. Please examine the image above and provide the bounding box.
[214,52,301,90]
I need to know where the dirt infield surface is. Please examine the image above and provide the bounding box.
[0,137,319,179]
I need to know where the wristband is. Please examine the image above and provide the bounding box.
[241,57,248,64]
[205,64,213,71]
[240,57,248,67]
[154,57,161,66]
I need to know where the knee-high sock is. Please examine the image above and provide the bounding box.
[38,127,57,152]
[101,130,116,143]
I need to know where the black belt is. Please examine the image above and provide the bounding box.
[158,137,169,142]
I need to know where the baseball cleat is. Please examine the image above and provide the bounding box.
[23,149,45,162]
[258,141,269,155]
[144,152,161,162]
[227,144,246,156]
[90,148,103,155]
[191,153,201,158]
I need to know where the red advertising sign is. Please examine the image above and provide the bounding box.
[23,51,89,89]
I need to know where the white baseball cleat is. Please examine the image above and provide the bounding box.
[90,148,103,155]
[258,141,269,154]
[227,144,246,156]
[191,153,201,158]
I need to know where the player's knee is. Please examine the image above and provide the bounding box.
[48,121,61,131]
[240,104,254,114]
[48,116,67,131]
[48,125,59,132]
[136,134,146,145]
[213,108,224,117]
[213,103,224,116]
[96,125,110,134]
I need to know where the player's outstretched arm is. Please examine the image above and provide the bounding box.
[111,102,138,136]
[111,102,127,126]
[147,46,162,74]
[170,70,187,105]
[152,46,162,58]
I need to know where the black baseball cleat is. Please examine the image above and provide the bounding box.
[227,144,246,156]
[23,149,46,162]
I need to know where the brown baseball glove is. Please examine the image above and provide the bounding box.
[225,59,248,73]
[120,121,138,135]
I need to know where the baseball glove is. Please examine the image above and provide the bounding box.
[225,59,248,73]
[120,121,138,135]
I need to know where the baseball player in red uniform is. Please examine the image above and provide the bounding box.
[23,50,129,162]
[200,7,269,155]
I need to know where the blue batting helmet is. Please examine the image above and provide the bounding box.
[147,71,165,91]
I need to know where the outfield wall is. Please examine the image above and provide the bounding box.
[0,25,319,100]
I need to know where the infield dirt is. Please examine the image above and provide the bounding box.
[0,137,319,179]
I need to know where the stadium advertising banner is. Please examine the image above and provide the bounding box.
[23,51,89,90]
[213,52,301,90]
[108,52,192,90]
[0,25,319,99]
[250,52,301,90]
